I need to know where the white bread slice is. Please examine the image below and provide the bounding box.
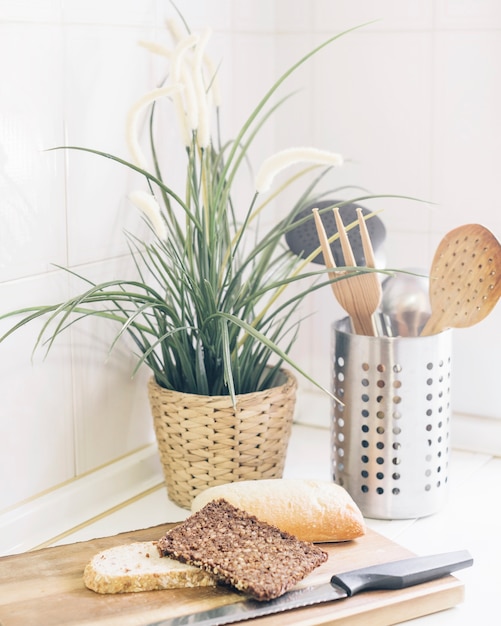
[83,541,217,594]
[191,479,365,543]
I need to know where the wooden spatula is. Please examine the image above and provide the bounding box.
[313,207,381,336]
[420,223,501,336]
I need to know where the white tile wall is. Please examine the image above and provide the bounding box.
[0,0,500,518]
[62,0,157,25]
[311,0,434,32]
[0,21,66,282]
[0,272,74,509]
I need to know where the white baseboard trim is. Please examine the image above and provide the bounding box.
[451,412,501,457]
[0,444,164,556]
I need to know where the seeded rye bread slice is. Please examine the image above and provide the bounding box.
[157,499,328,601]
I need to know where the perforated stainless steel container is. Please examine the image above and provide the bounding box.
[331,318,453,519]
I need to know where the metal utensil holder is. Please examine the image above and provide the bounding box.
[331,318,453,519]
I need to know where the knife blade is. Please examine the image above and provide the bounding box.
[147,549,473,626]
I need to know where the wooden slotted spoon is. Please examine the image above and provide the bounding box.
[313,206,381,336]
[420,223,501,336]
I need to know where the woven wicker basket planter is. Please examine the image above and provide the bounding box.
[148,369,297,509]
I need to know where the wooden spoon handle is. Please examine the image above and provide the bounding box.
[334,207,357,266]
[357,208,376,268]
[312,208,337,270]
[420,314,443,337]
[312,209,356,333]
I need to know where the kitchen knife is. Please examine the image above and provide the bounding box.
[148,550,473,626]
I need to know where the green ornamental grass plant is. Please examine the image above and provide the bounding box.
[0,17,388,404]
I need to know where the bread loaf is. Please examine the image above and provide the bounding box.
[83,541,217,593]
[191,479,365,543]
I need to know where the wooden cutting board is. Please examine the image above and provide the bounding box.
[0,524,464,626]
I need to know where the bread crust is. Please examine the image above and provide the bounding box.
[83,541,217,594]
[191,479,365,542]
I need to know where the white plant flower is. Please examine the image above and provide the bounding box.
[180,58,199,133]
[255,147,344,194]
[138,40,172,59]
[128,190,167,240]
[140,21,220,147]
[191,27,212,148]
[171,32,199,146]
[172,33,199,82]
[166,17,185,44]
[126,85,183,169]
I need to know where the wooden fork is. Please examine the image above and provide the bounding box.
[313,206,381,336]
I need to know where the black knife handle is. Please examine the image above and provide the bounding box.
[330,550,473,596]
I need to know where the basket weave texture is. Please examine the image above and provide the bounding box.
[148,370,297,509]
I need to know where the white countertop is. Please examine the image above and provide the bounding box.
[46,423,499,625]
